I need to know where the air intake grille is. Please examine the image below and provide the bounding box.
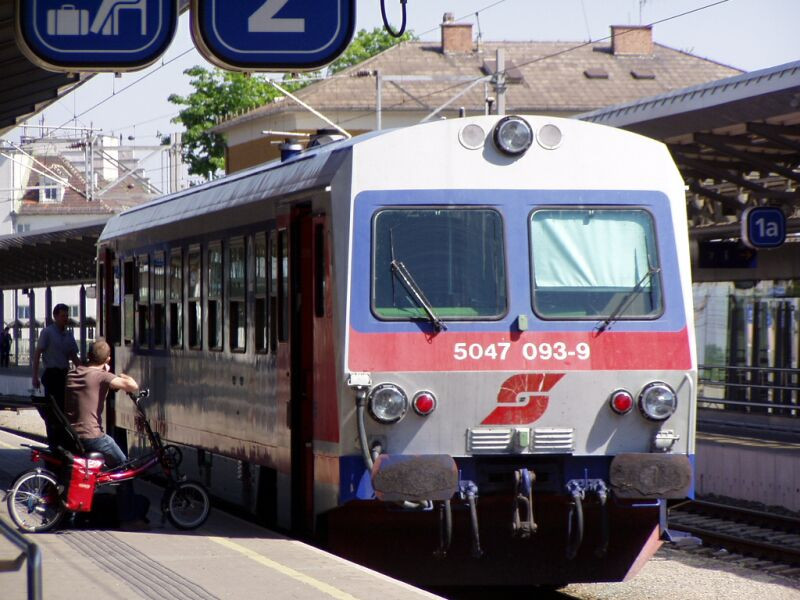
[532,428,574,453]
[467,427,512,453]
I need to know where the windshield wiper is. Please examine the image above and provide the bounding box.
[390,260,447,332]
[594,266,660,335]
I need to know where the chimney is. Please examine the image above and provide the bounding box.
[440,12,473,54]
[610,25,653,56]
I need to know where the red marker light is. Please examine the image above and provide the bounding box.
[413,391,437,416]
[609,390,634,415]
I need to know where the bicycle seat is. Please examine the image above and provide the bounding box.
[85,452,105,462]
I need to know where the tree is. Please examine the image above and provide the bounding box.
[169,28,415,179]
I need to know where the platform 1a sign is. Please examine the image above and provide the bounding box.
[741,206,787,249]
[16,0,178,71]
[191,0,355,71]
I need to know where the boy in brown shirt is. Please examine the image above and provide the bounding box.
[64,337,146,530]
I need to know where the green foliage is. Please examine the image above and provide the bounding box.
[169,28,415,179]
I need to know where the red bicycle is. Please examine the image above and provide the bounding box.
[5,389,210,532]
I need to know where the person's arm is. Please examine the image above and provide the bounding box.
[68,336,80,367]
[109,373,139,394]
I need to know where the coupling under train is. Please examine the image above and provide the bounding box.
[95,114,696,586]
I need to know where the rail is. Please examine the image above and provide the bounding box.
[0,516,42,600]
[698,364,799,418]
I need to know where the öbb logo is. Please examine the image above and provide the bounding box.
[481,373,565,425]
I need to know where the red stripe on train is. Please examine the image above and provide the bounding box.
[348,328,691,372]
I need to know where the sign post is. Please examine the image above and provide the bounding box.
[741,206,786,249]
[16,0,178,72]
[191,0,355,71]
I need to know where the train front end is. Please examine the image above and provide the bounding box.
[329,115,696,586]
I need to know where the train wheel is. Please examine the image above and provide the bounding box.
[6,469,66,533]
[163,481,210,530]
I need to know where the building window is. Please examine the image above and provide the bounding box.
[153,251,166,348]
[208,242,223,351]
[229,238,246,352]
[169,249,183,349]
[188,247,202,349]
[137,255,149,347]
[39,176,61,203]
[17,305,30,320]
[16,224,31,233]
[254,233,268,353]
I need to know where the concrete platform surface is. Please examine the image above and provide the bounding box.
[0,429,441,600]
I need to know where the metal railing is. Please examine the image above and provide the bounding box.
[698,364,799,418]
[0,517,42,600]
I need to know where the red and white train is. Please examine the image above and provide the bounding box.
[96,114,696,586]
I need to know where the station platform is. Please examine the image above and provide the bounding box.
[0,429,441,600]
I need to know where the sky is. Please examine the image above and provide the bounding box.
[8,0,800,188]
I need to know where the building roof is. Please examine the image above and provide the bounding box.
[215,33,742,133]
[16,154,154,217]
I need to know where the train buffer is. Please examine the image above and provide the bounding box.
[0,429,440,600]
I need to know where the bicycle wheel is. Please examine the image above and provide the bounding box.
[7,469,66,533]
[163,481,210,530]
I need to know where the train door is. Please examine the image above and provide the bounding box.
[290,204,315,534]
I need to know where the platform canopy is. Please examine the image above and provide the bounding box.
[579,61,800,237]
[0,219,106,290]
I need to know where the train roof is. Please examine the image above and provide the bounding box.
[97,134,365,243]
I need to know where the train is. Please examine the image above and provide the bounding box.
[95,114,696,586]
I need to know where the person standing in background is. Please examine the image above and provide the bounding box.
[1,326,11,368]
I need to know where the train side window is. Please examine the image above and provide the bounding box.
[188,247,202,349]
[110,260,121,345]
[277,229,289,343]
[254,233,268,353]
[269,231,278,351]
[314,223,325,318]
[208,242,223,351]
[98,259,105,336]
[153,251,166,348]
[169,249,183,349]
[137,255,150,347]
[123,260,134,345]
[229,238,246,352]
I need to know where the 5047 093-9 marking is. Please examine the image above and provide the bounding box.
[453,341,590,362]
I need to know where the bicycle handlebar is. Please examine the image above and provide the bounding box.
[128,388,150,402]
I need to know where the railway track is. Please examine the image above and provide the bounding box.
[668,499,800,578]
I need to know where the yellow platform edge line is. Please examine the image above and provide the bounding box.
[208,536,361,600]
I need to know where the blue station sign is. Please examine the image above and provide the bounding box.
[741,206,787,249]
[191,0,355,71]
[16,0,178,72]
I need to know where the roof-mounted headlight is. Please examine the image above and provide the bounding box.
[368,383,408,424]
[638,382,678,421]
[493,116,533,156]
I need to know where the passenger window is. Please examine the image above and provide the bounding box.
[229,238,246,352]
[152,252,166,348]
[188,247,202,349]
[254,233,268,353]
[269,231,278,351]
[123,260,134,345]
[110,260,121,345]
[277,230,289,343]
[136,255,149,347]
[208,242,223,350]
[169,249,183,349]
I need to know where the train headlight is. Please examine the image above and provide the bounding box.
[368,383,408,424]
[638,382,678,421]
[493,116,533,156]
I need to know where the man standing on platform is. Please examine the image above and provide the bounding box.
[32,303,80,445]
[1,326,11,367]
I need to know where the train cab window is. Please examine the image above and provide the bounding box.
[169,249,183,349]
[530,208,663,319]
[254,233,268,353]
[188,247,202,349]
[229,238,246,352]
[269,231,279,351]
[152,252,166,348]
[123,260,134,345]
[208,242,223,351]
[277,230,289,342]
[372,208,507,321]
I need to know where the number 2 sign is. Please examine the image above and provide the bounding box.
[191,0,355,71]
